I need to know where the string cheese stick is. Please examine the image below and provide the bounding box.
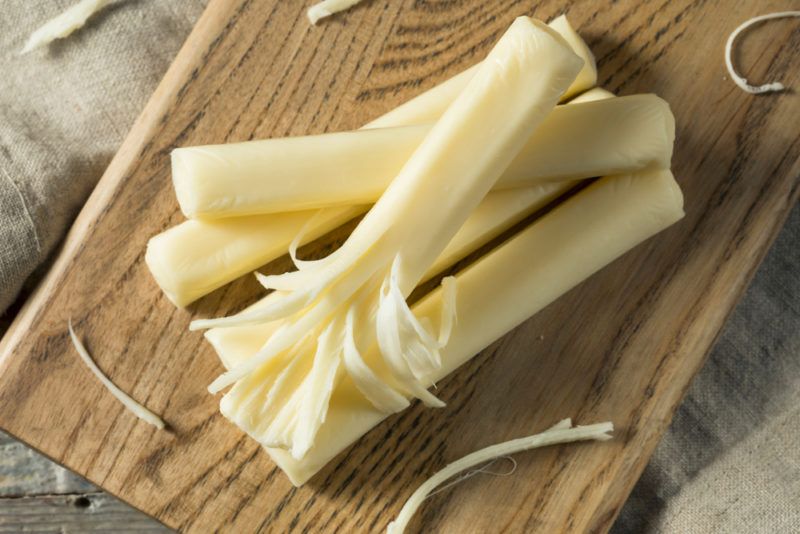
[21,0,112,54]
[173,16,607,219]
[365,15,596,128]
[254,169,684,485]
[173,94,673,217]
[386,419,614,534]
[68,321,165,429]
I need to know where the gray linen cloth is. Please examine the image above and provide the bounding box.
[0,1,797,532]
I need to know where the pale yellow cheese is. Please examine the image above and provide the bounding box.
[173,94,674,217]
[364,15,596,129]
[254,169,684,485]
[387,419,614,534]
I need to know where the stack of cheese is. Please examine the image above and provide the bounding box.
[146,15,682,486]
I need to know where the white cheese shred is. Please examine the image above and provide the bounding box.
[724,11,800,94]
[22,0,112,54]
[386,419,614,534]
[68,320,166,430]
[307,0,365,25]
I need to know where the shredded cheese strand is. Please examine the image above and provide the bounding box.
[22,0,112,54]
[68,321,165,429]
[725,11,800,94]
[386,419,613,533]
[307,0,365,25]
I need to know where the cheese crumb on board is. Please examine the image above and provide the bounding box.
[22,0,112,54]
[386,419,614,533]
[725,11,800,94]
[68,321,165,429]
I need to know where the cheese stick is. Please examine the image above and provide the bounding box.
[198,16,584,393]
[245,169,684,485]
[173,94,673,217]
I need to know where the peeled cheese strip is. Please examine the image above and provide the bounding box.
[386,419,614,534]
[725,12,800,94]
[22,0,111,54]
[68,321,165,429]
[173,94,674,217]
[365,15,596,128]
[207,169,684,484]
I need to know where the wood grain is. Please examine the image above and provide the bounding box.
[1,0,799,532]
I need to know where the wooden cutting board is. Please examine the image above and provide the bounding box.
[1,0,798,531]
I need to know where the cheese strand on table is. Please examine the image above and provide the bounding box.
[238,169,684,485]
[173,94,673,217]
[386,419,614,534]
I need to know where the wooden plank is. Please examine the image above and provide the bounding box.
[0,493,170,533]
[0,0,798,532]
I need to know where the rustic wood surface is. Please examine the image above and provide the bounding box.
[1,0,798,532]
[0,429,166,532]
